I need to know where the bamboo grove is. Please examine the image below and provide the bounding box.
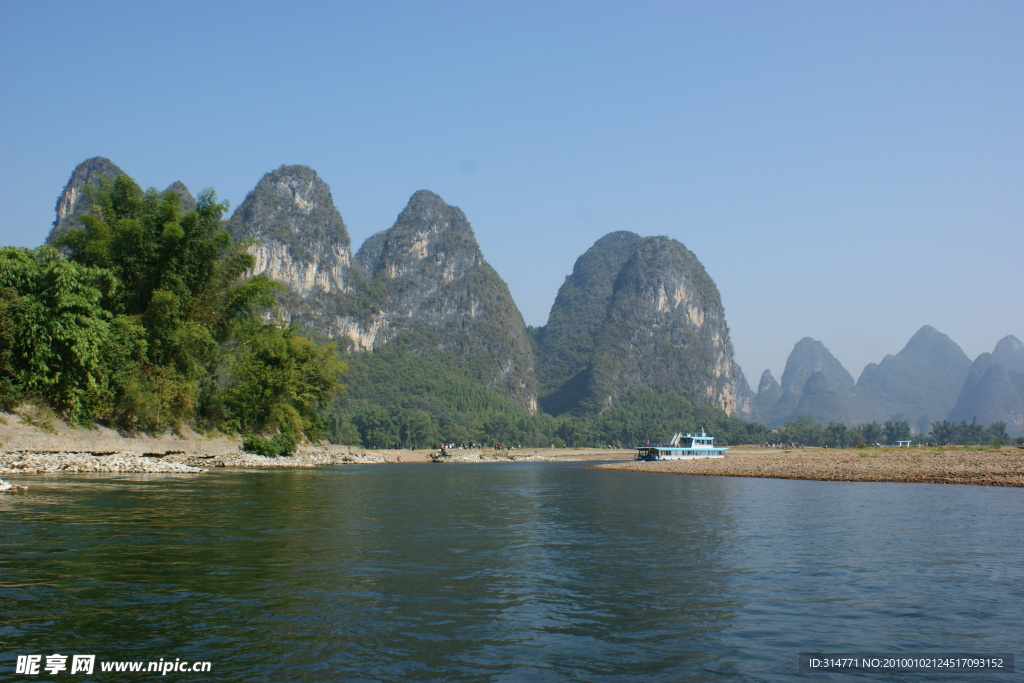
[0,175,341,442]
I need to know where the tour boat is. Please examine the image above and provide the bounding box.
[634,429,727,460]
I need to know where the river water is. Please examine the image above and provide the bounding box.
[2,463,1021,681]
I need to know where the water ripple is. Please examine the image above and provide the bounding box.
[1,466,1021,681]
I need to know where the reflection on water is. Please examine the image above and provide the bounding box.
[2,465,1021,681]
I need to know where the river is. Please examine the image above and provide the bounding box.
[2,463,1020,681]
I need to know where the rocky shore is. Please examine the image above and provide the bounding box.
[0,446,390,477]
[1,451,208,475]
[0,419,387,485]
[3,410,1020,490]
[591,447,1024,487]
[0,438,630,481]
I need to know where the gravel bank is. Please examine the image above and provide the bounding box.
[0,451,207,475]
[590,448,1024,487]
[0,444,383,476]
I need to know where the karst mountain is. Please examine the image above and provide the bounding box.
[44,158,1021,436]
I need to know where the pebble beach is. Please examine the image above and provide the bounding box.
[0,415,381,481]
[591,447,1024,487]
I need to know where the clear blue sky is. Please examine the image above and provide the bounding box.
[2,1,1021,384]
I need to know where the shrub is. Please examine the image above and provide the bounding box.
[242,430,298,456]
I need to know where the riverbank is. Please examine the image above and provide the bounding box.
[0,445,385,476]
[591,447,1024,487]
[6,408,1018,487]
[0,412,379,478]
[0,411,634,478]
[0,441,634,477]
[0,445,633,477]
[369,446,635,463]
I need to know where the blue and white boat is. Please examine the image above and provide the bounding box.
[634,429,727,460]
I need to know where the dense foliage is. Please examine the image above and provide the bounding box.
[927,419,1009,446]
[0,246,123,422]
[1,175,340,446]
[328,340,769,449]
[773,415,1010,447]
[328,341,551,448]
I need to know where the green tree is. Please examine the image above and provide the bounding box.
[883,420,911,444]
[55,175,281,428]
[352,403,399,449]
[958,419,986,445]
[986,421,1009,443]
[778,415,824,446]
[824,422,849,448]
[399,409,439,448]
[0,173,339,435]
[860,421,883,445]
[58,176,270,328]
[225,325,342,437]
[0,246,141,423]
[930,420,955,444]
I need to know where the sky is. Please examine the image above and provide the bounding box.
[1,0,1021,384]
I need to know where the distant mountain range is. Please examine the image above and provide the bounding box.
[745,326,1024,435]
[46,158,1023,436]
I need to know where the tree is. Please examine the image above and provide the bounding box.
[824,422,848,448]
[0,246,143,423]
[883,420,911,444]
[860,421,883,445]
[959,419,986,445]
[55,175,281,427]
[399,409,439,448]
[52,173,337,432]
[351,403,399,449]
[225,325,342,437]
[57,176,270,328]
[987,421,1009,443]
[778,415,823,446]
[930,420,955,444]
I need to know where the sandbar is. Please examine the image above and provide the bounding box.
[590,447,1024,487]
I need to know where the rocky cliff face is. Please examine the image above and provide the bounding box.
[751,369,782,422]
[759,338,857,426]
[225,165,355,336]
[225,181,537,411]
[533,231,643,413]
[949,336,1024,435]
[731,366,756,421]
[354,190,538,411]
[536,233,741,416]
[993,335,1024,374]
[855,325,971,433]
[47,156,125,243]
